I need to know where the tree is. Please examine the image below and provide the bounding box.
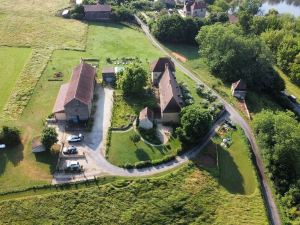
[183,17,200,44]
[0,126,21,147]
[111,6,134,22]
[176,105,212,145]
[277,34,300,73]
[152,14,186,43]
[41,127,58,151]
[260,29,285,54]
[290,53,300,86]
[117,64,148,96]
[196,23,284,93]
[70,5,85,20]
[253,110,300,194]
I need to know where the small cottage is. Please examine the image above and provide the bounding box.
[231,79,247,100]
[83,4,111,21]
[139,107,154,129]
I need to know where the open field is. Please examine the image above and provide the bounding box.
[0,156,268,225]
[0,47,31,112]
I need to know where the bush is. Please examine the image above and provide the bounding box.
[130,134,141,143]
[0,126,21,147]
[70,5,85,20]
[111,6,134,22]
[41,127,58,151]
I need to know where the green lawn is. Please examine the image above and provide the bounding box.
[108,129,181,166]
[0,47,31,112]
[0,158,268,225]
[217,128,257,195]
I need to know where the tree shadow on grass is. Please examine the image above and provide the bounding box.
[192,141,245,194]
[34,151,58,174]
[135,148,150,161]
[217,146,245,194]
[0,144,24,175]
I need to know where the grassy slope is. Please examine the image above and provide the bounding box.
[0,158,268,225]
[108,129,180,165]
[0,47,31,111]
[276,66,300,100]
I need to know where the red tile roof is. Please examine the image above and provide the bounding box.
[53,83,69,113]
[83,4,111,12]
[64,62,96,106]
[139,107,154,121]
[232,79,247,91]
[150,57,175,73]
[159,65,183,113]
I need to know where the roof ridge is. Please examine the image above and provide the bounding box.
[73,62,85,102]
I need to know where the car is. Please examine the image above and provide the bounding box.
[67,134,84,143]
[0,144,6,150]
[225,119,237,129]
[62,146,78,155]
[65,160,82,172]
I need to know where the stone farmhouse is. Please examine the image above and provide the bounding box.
[231,79,247,100]
[83,4,111,21]
[183,0,206,18]
[150,57,184,123]
[53,62,96,122]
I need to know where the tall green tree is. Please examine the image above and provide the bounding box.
[176,105,212,145]
[253,110,300,194]
[41,127,58,151]
[117,64,148,96]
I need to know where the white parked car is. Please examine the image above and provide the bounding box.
[65,160,81,172]
[62,146,78,155]
[0,144,6,150]
[67,134,84,143]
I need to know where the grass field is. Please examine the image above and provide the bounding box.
[108,129,181,165]
[0,156,268,225]
[0,47,31,112]
[276,67,300,100]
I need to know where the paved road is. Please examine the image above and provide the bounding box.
[134,15,281,225]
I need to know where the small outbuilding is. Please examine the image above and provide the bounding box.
[83,4,111,21]
[231,79,247,100]
[139,107,154,130]
[102,66,116,83]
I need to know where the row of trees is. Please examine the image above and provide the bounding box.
[253,110,300,219]
[236,1,300,86]
[196,23,285,93]
[150,13,228,44]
